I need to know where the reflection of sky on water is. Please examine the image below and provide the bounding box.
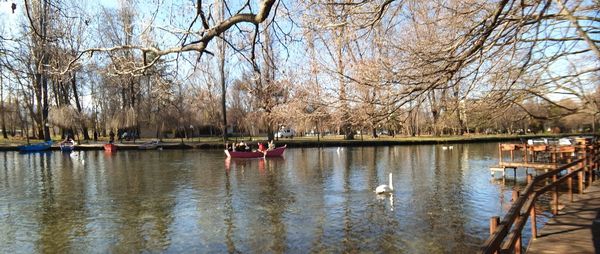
[0,143,543,252]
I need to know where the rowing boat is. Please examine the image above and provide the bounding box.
[104,143,117,152]
[60,141,76,152]
[19,141,53,152]
[224,145,286,158]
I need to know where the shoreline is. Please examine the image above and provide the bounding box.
[0,133,588,152]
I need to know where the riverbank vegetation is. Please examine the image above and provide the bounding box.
[0,133,582,150]
[0,1,598,143]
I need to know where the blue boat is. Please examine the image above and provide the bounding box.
[18,141,53,152]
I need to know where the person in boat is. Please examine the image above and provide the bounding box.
[109,130,115,144]
[234,141,244,151]
[268,140,275,151]
[258,142,266,152]
[234,142,251,152]
[62,134,74,145]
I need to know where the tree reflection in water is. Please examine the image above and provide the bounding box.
[0,144,524,252]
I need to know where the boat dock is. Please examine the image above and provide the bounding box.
[490,138,590,178]
[481,137,600,253]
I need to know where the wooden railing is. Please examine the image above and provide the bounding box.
[480,144,600,253]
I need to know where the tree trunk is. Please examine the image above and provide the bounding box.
[429,92,441,136]
[42,70,50,141]
[16,98,29,143]
[0,75,7,139]
[219,0,228,143]
[336,24,353,140]
[267,122,274,141]
[34,73,44,139]
[121,87,127,109]
[71,73,90,140]
[39,0,50,141]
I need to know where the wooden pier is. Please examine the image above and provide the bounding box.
[526,181,600,254]
[490,138,591,178]
[481,137,599,253]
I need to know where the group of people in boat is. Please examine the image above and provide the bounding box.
[227,140,275,153]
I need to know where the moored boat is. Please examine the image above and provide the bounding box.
[60,141,76,152]
[18,141,53,152]
[224,145,287,158]
[104,143,117,152]
[139,140,160,150]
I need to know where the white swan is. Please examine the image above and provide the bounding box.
[442,146,448,150]
[375,173,393,194]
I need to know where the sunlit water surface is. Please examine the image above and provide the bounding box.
[0,143,551,253]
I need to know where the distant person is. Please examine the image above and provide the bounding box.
[109,130,115,144]
[62,135,73,144]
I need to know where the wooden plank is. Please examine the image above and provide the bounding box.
[497,162,557,169]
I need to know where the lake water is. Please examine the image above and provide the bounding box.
[0,143,551,253]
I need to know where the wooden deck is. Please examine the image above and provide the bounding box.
[489,162,560,178]
[527,181,600,254]
[494,162,559,169]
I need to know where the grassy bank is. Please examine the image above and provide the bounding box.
[264,133,589,148]
[0,133,591,151]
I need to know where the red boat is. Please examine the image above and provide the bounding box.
[104,143,117,152]
[224,145,287,158]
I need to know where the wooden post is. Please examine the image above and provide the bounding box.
[489,216,500,254]
[528,174,537,240]
[578,170,584,194]
[499,144,503,164]
[512,190,522,253]
[527,173,533,184]
[592,151,598,181]
[512,190,520,203]
[584,145,591,187]
[515,232,522,254]
[593,144,598,180]
[524,143,528,163]
[592,147,596,182]
[490,216,500,235]
[587,148,593,186]
[553,174,558,215]
[568,167,573,202]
